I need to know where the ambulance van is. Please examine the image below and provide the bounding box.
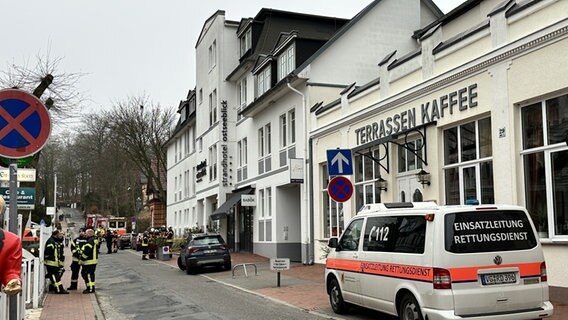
[325,202,553,320]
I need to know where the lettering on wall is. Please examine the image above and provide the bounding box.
[355,84,478,145]
[221,101,230,187]
[196,160,207,181]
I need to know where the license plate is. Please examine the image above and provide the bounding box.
[204,249,216,254]
[481,272,517,285]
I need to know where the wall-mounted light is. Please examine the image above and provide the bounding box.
[416,169,431,186]
[378,176,388,192]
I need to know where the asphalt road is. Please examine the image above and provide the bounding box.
[94,249,337,320]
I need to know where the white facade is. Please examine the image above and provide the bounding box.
[310,0,568,289]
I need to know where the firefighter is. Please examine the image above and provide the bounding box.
[67,228,86,290]
[105,229,114,254]
[141,231,149,260]
[80,228,98,294]
[166,226,174,248]
[44,229,68,294]
[0,197,22,296]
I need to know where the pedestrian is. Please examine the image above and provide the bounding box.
[141,231,149,260]
[105,229,114,254]
[67,228,86,290]
[44,229,69,294]
[0,197,22,296]
[80,228,98,294]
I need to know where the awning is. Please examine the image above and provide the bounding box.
[210,187,253,220]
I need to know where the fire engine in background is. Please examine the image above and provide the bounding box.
[108,217,127,235]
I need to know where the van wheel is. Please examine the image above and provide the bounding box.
[399,294,423,320]
[329,278,348,314]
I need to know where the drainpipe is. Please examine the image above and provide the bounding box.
[287,80,313,264]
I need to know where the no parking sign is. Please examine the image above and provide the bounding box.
[328,176,353,202]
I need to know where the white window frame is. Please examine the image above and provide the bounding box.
[237,138,248,182]
[278,44,295,81]
[209,144,217,181]
[257,67,271,97]
[240,28,252,57]
[208,40,216,70]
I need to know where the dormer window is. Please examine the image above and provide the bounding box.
[240,28,252,57]
[257,67,271,96]
[278,44,295,81]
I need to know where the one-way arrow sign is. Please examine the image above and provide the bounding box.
[327,149,353,176]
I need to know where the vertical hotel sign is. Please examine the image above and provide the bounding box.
[220,101,230,187]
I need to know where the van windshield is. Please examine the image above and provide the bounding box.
[445,210,537,253]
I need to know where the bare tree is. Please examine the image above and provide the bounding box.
[0,49,85,124]
[104,95,176,204]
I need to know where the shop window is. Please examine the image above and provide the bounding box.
[443,117,494,205]
[521,94,568,239]
[354,149,383,210]
[322,164,344,238]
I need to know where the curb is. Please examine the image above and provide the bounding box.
[91,293,105,320]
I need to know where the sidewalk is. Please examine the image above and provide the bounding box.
[33,246,568,319]
[28,222,104,320]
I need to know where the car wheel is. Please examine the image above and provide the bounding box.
[399,294,424,320]
[177,257,186,271]
[329,278,348,314]
[224,262,232,271]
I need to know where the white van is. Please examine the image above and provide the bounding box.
[325,202,554,320]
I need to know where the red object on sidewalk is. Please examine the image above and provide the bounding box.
[0,229,22,288]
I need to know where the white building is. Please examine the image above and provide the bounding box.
[310,0,568,292]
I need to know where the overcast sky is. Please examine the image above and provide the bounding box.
[0,0,464,123]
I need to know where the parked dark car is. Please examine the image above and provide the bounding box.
[178,233,231,275]
[118,233,132,249]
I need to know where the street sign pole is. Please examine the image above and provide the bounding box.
[9,160,18,320]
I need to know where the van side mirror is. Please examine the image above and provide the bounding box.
[328,237,339,250]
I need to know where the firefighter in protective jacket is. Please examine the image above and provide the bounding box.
[80,228,98,293]
[67,228,86,290]
[44,229,68,294]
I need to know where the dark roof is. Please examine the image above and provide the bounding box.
[506,0,544,18]
[387,48,422,70]
[227,8,348,81]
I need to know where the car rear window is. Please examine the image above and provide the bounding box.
[192,236,223,246]
[445,210,537,253]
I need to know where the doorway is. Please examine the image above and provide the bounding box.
[239,206,254,252]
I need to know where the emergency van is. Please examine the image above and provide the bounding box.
[325,202,553,320]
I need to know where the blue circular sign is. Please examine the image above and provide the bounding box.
[328,176,353,203]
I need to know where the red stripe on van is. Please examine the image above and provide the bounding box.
[449,262,542,282]
[326,258,433,282]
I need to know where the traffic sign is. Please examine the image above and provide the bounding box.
[328,176,353,203]
[0,89,51,159]
[327,149,353,176]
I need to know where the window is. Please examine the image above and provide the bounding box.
[208,40,216,70]
[174,176,178,202]
[521,94,568,239]
[278,44,295,81]
[197,138,202,153]
[237,138,248,182]
[322,164,344,238]
[174,139,178,162]
[398,138,424,173]
[209,144,217,181]
[445,210,537,253]
[178,173,182,200]
[199,89,203,104]
[354,149,384,210]
[240,28,252,57]
[258,187,272,242]
[443,117,494,205]
[363,216,426,253]
[257,67,271,97]
[237,78,247,121]
[339,219,364,251]
[209,89,217,126]
[279,109,297,167]
[258,124,271,174]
